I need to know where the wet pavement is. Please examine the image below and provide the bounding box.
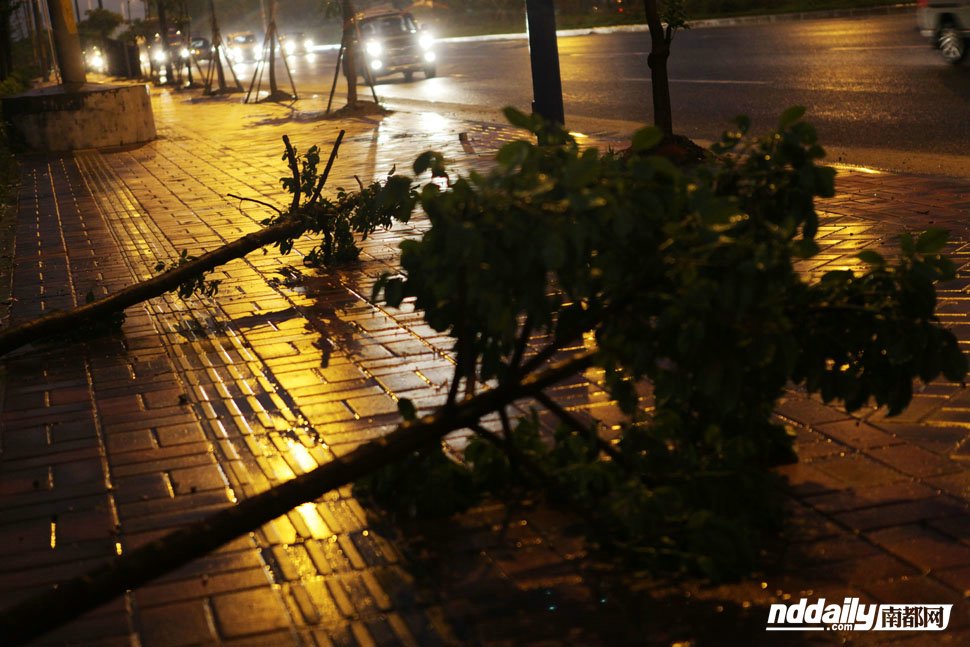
[1,87,970,645]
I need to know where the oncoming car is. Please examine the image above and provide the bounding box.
[227,32,261,63]
[917,0,970,64]
[356,11,436,81]
[84,47,107,73]
[191,37,212,61]
[280,32,315,56]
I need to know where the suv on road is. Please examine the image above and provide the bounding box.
[917,0,970,64]
[355,10,436,82]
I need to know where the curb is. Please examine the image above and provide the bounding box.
[442,3,917,43]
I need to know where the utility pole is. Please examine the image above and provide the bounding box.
[524,0,564,127]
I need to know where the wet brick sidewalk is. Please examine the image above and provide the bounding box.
[0,87,969,645]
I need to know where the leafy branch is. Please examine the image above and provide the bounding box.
[0,130,414,355]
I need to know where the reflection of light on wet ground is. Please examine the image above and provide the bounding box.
[831,163,882,175]
[286,438,318,473]
[297,502,332,539]
[417,111,450,133]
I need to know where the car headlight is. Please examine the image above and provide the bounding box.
[284,40,296,55]
[152,48,167,63]
[304,38,314,51]
[180,47,190,59]
[365,40,382,57]
[419,32,434,50]
[90,53,105,71]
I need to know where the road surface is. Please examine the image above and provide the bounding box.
[244,12,970,176]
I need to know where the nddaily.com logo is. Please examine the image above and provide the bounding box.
[766,597,952,632]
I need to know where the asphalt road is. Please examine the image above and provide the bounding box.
[254,12,970,176]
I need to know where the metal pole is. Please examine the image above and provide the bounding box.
[524,0,564,126]
[47,0,87,84]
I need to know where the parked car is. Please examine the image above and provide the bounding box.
[917,0,970,64]
[227,32,261,63]
[355,10,436,81]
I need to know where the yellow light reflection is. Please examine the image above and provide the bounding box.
[831,162,881,175]
[287,439,318,473]
[296,502,332,539]
[418,111,449,131]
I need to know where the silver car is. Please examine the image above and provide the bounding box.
[917,0,970,64]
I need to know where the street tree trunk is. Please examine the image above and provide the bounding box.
[643,0,673,134]
[156,0,174,81]
[341,0,357,108]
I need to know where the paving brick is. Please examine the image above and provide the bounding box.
[138,599,215,647]
[803,480,938,514]
[211,589,292,639]
[168,464,229,495]
[811,454,906,488]
[869,444,962,478]
[814,419,901,450]
[835,497,969,532]
[868,525,970,572]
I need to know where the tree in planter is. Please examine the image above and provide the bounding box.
[0,110,964,641]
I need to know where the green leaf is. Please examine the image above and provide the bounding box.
[734,114,751,135]
[778,106,807,130]
[413,151,446,177]
[898,232,915,255]
[383,277,405,307]
[541,234,566,270]
[856,250,885,266]
[793,238,820,258]
[813,166,836,198]
[502,106,539,132]
[915,228,949,255]
[397,398,417,421]
[495,141,532,168]
[631,127,663,153]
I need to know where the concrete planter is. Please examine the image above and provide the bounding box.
[2,83,156,152]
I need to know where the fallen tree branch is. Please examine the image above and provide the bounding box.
[0,215,305,357]
[309,130,345,206]
[0,350,594,644]
[0,133,346,357]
